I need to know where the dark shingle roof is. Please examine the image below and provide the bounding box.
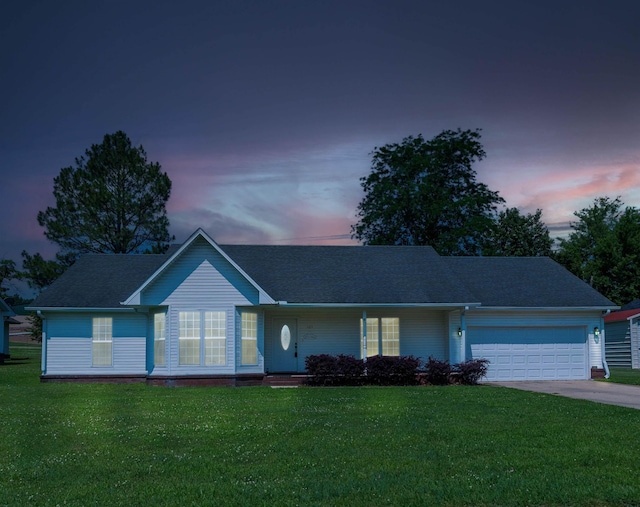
[31,254,169,308]
[29,240,616,309]
[221,245,476,304]
[445,256,615,307]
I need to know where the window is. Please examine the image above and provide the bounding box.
[92,317,112,366]
[154,313,166,366]
[360,317,399,358]
[360,318,379,357]
[241,312,258,365]
[178,311,227,366]
[179,311,200,365]
[205,311,226,365]
[381,317,400,356]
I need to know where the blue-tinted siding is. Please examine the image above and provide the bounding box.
[142,237,259,306]
[263,307,448,372]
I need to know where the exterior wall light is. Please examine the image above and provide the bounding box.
[594,326,600,336]
[457,327,462,337]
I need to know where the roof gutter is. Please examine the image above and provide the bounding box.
[26,307,137,313]
[471,306,619,312]
[276,302,482,308]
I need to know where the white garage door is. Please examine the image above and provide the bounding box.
[468,327,588,381]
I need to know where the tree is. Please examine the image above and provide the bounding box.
[21,251,76,293]
[351,129,504,255]
[481,208,553,256]
[555,196,640,305]
[37,131,174,257]
[0,259,19,299]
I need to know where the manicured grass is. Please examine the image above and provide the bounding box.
[3,345,640,506]
[601,367,640,386]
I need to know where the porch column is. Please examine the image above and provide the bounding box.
[362,311,367,361]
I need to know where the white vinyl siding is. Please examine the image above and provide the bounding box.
[154,313,166,366]
[205,311,226,365]
[361,317,399,358]
[179,311,200,365]
[92,317,112,366]
[241,312,258,365]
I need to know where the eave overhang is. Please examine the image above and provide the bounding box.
[26,307,137,313]
[274,302,482,309]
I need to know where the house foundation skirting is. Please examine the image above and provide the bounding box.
[39,373,307,387]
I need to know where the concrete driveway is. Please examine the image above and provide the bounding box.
[489,380,640,410]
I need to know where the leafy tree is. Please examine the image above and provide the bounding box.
[0,259,19,299]
[555,196,640,305]
[21,251,76,293]
[482,208,553,256]
[37,130,174,257]
[351,129,504,255]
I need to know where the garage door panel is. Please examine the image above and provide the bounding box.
[468,327,587,381]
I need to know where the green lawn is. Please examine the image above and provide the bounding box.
[3,344,640,506]
[601,367,640,386]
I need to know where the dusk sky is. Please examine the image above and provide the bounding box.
[1,0,639,267]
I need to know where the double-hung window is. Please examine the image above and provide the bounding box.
[205,311,226,365]
[241,312,258,365]
[361,317,399,358]
[154,313,166,366]
[179,311,227,366]
[92,317,112,366]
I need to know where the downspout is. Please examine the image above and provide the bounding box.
[362,311,367,362]
[601,311,610,379]
[460,308,467,362]
[37,311,47,375]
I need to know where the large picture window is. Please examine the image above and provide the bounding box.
[179,311,227,366]
[92,317,112,366]
[361,317,399,358]
[241,312,258,365]
[154,313,166,366]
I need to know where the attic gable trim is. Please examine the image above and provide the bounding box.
[121,228,276,306]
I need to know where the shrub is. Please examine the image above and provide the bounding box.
[423,356,452,386]
[453,358,490,385]
[335,354,365,385]
[305,354,338,386]
[304,354,364,386]
[364,355,421,386]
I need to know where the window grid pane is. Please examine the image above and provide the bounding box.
[381,317,400,356]
[179,312,200,365]
[360,319,379,358]
[205,311,226,365]
[154,313,166,366]
[241,312,258,365]
[92,317,112,366]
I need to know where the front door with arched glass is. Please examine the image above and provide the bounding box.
[271,319,298,372]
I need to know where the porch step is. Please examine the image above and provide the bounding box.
[263,375,308,387]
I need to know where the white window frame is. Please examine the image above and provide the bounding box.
[360,317,400,358]
[178,310,227,366]
[179,311,201,365]
[92,317,113,367]
[154,312,166,367]
[241,312,258,365]
[205,311,227,366]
